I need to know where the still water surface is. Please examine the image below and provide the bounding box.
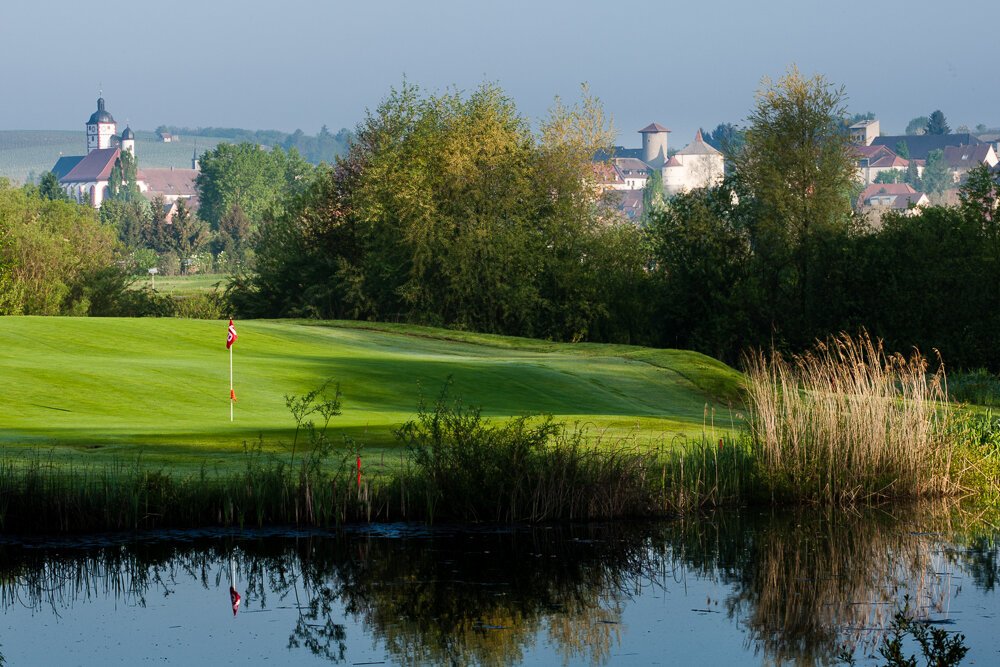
[2,505,999,666]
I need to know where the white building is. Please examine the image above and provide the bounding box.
[662,130,725,195]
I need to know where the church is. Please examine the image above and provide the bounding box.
[51,97,140,207]
[51,97,199,208]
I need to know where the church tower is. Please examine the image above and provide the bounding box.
[86,97,117,153]
[121,126,135,156]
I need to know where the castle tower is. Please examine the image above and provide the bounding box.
[639,122,670,169]
[121,126,135,156]
[86,97,117,153]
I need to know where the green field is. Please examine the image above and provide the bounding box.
[0,317,744,472]
[146,273,228,296]
[0,130,228,184]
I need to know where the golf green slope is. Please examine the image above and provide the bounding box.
[0,317,744,470]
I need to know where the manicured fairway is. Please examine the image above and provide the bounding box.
[0,317,743,472]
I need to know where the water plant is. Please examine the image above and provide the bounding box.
[743,331,957,504]
[840,596,969,666]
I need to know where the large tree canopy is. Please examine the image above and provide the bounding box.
[728,66,858,346]
[230,82,647,342]
[0,180,118,314]
[195,143,313,228]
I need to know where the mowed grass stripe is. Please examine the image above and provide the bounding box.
[0,317,743,470]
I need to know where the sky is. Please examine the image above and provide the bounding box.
[2,0,998,145]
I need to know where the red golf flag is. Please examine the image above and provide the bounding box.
[227,319,238,349]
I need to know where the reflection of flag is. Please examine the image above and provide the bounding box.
[230,586,241,616]
[227,319,238,349]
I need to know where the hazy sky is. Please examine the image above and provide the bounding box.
[3,0,998,144]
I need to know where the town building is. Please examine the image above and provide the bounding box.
[594,123,725,217]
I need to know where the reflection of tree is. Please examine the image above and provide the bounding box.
[0,507,997,666]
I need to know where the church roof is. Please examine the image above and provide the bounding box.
[51,156,84,180]
[60,148,119,183]
[639,122,671,133]
[121,126,134,140]
[87,97,116,125]
[676,129,722,156]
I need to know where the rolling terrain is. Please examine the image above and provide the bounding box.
[0,317,744,472]
[0,130,227,184]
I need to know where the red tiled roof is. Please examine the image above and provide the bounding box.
[857,182,915,206]
[869,155,909,168]
[891,193,928,209]
[663,155,683,167]
[60,148,119,183]
[853,145,896,160]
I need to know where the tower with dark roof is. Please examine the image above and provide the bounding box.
[121,125,135,156]
[639,122,670,169]
[86,97,118,153]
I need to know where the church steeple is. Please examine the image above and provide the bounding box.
[86,96,117,153]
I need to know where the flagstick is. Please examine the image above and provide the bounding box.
[229,344,234,422]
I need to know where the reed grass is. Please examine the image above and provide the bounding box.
[743,331,958,504]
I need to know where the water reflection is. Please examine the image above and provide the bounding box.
[0,505,997,666]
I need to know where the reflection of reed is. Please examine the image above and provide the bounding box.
[664,503,962,666]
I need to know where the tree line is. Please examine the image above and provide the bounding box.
[9,72,1000,370]
[229,72,1000,370]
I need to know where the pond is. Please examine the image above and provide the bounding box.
[1,504,999,665]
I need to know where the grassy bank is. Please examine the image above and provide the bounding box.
[2,321,991,533]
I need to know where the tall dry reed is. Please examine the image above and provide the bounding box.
[743,331,957,503]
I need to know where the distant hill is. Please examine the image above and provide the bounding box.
[0,125,353,185]
[156,125,352,165]
[0,130,230,185]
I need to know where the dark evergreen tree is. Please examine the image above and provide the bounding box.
[926,110,950,135]
[922,149,951,194]
[38,171,67,201]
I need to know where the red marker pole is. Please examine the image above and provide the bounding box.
[356,456,362,489]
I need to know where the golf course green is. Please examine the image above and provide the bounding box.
[0,317,744,472]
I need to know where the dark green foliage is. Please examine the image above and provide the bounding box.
[68,265,174,317]
[646,181,752,358]
[643,168,664,215]
[840,598,969,666]
[701,122,746,154]
[396,387,560,522]
[895,140,911,159]
[922,149,951,194]
[907,116,930,136]
[875,169,905,184]
[212,203,252,269]
[926,110,951,135]
[195,142,313,228]
[163,198,210,274]
[37,171,66,201]
[905,157,923,189]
